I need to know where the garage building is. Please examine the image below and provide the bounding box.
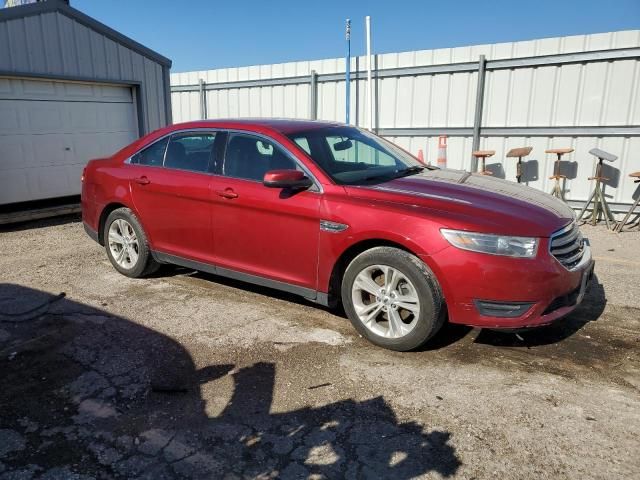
[0,0,171,207]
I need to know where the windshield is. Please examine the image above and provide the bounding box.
[287,126,430,185]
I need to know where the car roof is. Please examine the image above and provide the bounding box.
[168,118,347,135]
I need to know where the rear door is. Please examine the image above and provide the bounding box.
[128,131,219,263]
[209,132,321,291]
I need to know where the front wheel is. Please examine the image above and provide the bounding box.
[341,247,445,351]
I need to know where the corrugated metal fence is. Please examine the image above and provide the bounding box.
[171,31,640,212]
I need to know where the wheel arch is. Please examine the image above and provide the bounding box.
[97,202,130,246]
[326,238,418,307]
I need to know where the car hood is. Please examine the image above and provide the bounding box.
[346,169,575,237]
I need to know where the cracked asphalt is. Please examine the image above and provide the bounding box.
[0,215,639,479]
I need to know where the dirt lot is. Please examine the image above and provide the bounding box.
[0,216,639,479]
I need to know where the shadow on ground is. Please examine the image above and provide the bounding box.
[0,213,81,234]
[0,284,460,479]
[174,267,606,353]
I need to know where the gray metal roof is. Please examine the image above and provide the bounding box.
[0,0,171,67]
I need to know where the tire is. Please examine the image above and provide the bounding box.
[103,207,159,278]
[341,246,445,351]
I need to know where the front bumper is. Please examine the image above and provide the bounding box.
[423,238,595,329]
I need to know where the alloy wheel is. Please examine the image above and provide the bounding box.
[351,264,421,338]
[108,219,139,269]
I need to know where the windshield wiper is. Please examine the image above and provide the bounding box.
[393,165,425,178]
[361,165,424,183]
[362,172,397,182]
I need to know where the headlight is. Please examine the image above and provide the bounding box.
[440,229,539,258]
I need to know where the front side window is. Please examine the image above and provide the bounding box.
[164,133,216,173]
[293,137,311,155]
[223,133,297,182]
[130,137,169,166]
[288,126,425,185]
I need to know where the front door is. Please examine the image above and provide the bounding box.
[128,131,218,263]
[209,132,321,291]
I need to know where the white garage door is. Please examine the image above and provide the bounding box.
[0,77,139,205]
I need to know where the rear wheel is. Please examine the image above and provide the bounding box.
[341,247,445,351]
[103,208,159,278]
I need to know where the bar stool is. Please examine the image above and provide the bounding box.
[473,150,495,175]
[506,146,533,183]
[614,171,640,233]
[577,148,617,229]
[546,148,574,201]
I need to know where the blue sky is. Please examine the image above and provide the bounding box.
[74,0,640,72]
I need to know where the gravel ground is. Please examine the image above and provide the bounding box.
[0,216,638,479]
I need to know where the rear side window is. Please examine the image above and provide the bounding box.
[164,133,216,173]
[130,137,169,166]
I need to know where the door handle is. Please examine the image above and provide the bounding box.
[216,188,238,199]
[134,176,150,185]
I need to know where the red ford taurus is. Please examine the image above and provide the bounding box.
[82,119,594,351]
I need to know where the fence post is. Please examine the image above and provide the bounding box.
[309,70,318,120]
[471,55,487,172]
[199,79,207,120]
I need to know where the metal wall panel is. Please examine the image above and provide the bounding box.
[385,135,474,171]
[171,31,640,210]
[476,31,640,206]
[0,10,169,133]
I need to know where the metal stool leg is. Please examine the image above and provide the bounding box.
[615,195,640,233]
[551,177,565,200]
[472,150,495,176]
[585,183,611,227]
[546,148,573,202]
[507,147,532,184]
[550,153,566,200]
[551,181,563,200]
[577,189,597,222]
[599,186,612,230]
[590,183,603,226]
[578,157,616,229]
[602,186,616,229]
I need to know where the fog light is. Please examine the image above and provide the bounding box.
[474,300,534,318]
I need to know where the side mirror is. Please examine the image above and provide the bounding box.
[263,169,313,189]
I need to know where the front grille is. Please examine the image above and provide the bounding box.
[549,222,584,270]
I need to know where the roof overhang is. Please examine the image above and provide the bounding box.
[0,0,171,67]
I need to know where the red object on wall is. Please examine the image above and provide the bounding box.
[437,135,447,168]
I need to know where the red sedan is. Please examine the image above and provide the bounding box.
[82,119,594,351]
